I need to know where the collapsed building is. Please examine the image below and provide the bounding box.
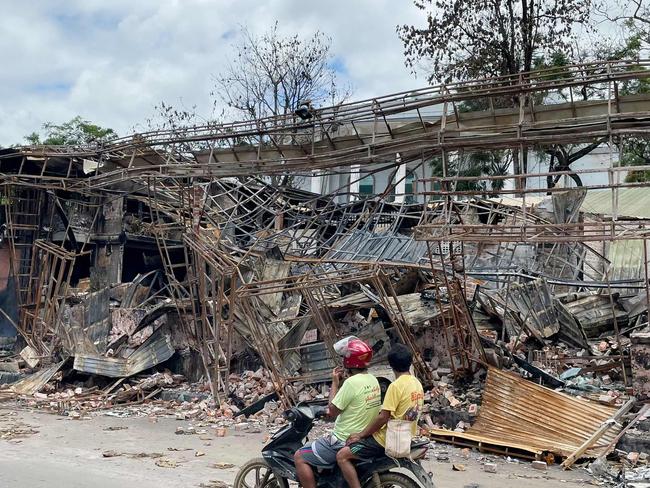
[1,59,650,471]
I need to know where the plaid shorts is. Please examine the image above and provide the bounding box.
[298,435,345,468]
[349,436,385,460]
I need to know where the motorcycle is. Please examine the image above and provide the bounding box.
[234,402,436,488]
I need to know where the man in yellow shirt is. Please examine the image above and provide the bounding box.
[336,344,424,488]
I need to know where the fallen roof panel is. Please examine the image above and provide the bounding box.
[430,367,622,459]
[73,329,174,378]
[9,359,67,396]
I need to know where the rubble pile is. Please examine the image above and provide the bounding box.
[9,368,284,428]
[228,369,277,406]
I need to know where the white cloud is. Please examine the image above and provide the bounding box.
[0,0,424,146]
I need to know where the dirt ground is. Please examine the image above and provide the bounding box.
[0,405,595,488]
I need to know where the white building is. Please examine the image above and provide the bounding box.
[300,144,623,202]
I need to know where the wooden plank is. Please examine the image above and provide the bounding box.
[561,397,636,469]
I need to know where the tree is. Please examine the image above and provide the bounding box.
[147,23,350,188]
[619,138,650,182]
[215,23,350,122]
[399,1,594,192]
[593,6,650,182]
[397,0,593,84]
[25,116,117,146]
[542,139,607,189]
[141,101,224,154]
[214,24,350,188]
[596,0,650,34]
[431,150,511,196]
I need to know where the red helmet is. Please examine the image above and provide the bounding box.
[334,336,373,369]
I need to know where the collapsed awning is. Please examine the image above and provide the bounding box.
[429,367,623,460]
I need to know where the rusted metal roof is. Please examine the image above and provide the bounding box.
[430,367,621,459]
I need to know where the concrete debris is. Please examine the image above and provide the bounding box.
[627,451,640,465]
[631,332,650,402]
[154,458,180,468]
[199,481,229,488]
[19,346,40,369]
[0,420,39,440]
[483,462,497,473]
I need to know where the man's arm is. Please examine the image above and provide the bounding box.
[327,367,345,419]
[348,410,391,443]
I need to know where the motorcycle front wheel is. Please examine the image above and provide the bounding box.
[364,472,422,488]
[234,457,281,488]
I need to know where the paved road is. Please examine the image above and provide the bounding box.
[0,407,592,488]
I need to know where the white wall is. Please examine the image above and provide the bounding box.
[518,145,626,191]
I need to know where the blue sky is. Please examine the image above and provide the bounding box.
[0,0,425,146]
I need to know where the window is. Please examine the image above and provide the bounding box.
[405,171,417,203]
[359,174,374,197]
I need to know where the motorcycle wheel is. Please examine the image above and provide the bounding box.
[364,472,421,488]
[233,457,280,488]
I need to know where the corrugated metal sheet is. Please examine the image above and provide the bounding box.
[563,295,629,338]
[324,230,429,267]
[328,291,374,309]
[581,188,650,218]
[383,293,443,326]
[606,239,648,297]
[508,279,560,339]
[555,300,589,349]
[73,329,174,378]
[430,367,621,459]
[300,342,336,382]
[10,359,66,395]
[300,321,391,382]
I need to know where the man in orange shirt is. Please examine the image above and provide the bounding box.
[335,344,424,488]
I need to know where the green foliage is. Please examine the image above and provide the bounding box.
[25,116,117,146]
[430,150,511,195]
[456,50,575,112]
[590,13,650,95]
[398,0,592,84]
[533,51,572,82]
[625,168,650,182]
[621,137,650,182]
[596,16,650,182]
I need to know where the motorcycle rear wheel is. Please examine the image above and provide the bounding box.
[364,472,421,488]
[234,458,280,488]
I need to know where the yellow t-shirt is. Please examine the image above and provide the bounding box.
[373,374,424,447]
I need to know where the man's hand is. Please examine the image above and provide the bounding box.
[332,367,344,388]
[346,433,362,445]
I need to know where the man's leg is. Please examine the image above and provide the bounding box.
[294,450,316,488]
[336,447,361,488]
